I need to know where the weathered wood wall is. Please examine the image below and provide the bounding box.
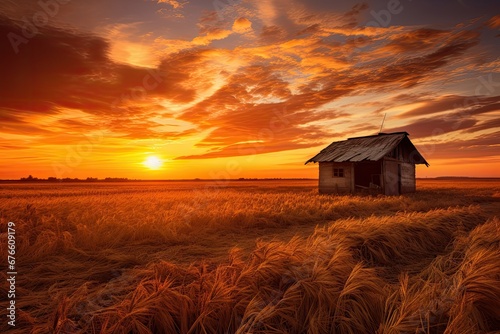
[400,162,416,193]
[318,160,416,195]
[383,160,400,195]
[318,162,353,193]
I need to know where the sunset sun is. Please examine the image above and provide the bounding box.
[143,156,163,170]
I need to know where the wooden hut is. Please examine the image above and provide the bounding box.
[305,132,428,195]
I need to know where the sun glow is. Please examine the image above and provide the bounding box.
[143,156,164,170]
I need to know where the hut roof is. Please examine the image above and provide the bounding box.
[305,132,429,166]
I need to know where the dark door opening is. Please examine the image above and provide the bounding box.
[354,161,382,190]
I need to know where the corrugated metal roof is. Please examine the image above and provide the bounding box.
[305,132,428,165]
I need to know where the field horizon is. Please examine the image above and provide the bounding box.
[1,179,499,333]
[1,176,500,183]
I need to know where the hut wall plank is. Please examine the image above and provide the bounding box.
[400,162,416,193]
[318,162,353,193]
[383,160,400,195]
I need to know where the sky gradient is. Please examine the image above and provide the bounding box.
[0,0,499,179]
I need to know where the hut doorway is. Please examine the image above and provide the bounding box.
[354,161,382,191]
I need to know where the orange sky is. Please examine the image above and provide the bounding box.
[0,0,499,179]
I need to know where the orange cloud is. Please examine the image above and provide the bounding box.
[156,0,187,9]
[486,15,500,28]
[192,28,233,45]
[232,17,252,34]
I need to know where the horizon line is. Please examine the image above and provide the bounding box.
[1,176,500,183]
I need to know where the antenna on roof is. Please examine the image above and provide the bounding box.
[378,113,387,134]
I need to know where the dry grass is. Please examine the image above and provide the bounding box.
[0,179,499,333]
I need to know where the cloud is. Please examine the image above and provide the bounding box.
[152,36,193,55]
[400,95,500,118]
[192,28,233,45]
[0,15,213,142]
[156,8,185,19]
[157,0,188,9]
[175,141,317,160]
[419,131,500,160]
[232,17,252,34]
[386,117,478,139]
[155,0,188,19]
[255,0,279,26]
[379,28,450,54]
[464,118,500,133]
[485,14,500,29]
[0,16,113,114]
[260,25,286,42]
[300,56,350,71]
[171,19,485,159]
[100,23,160,67]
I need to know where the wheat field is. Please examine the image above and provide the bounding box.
[0,179,499,333]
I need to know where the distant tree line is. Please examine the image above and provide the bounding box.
[19,175,129,182]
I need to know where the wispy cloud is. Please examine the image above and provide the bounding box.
[157,0,188,9]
